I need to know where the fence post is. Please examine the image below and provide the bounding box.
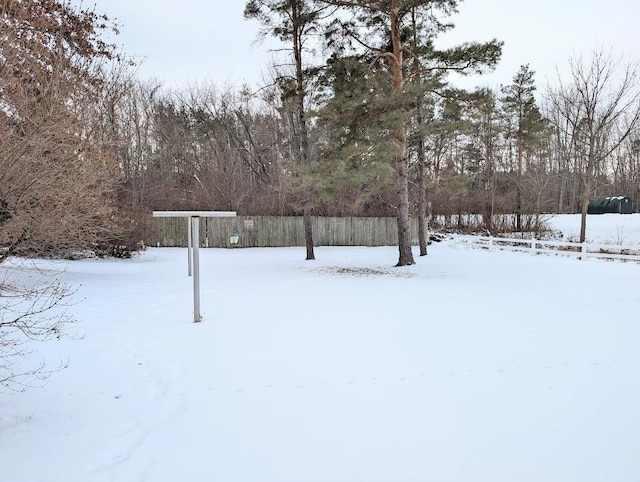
[187,218,192,276]
[192,216,201,322]
[489,236,494,251]
[531,237,536,255]
[581,242,587,261]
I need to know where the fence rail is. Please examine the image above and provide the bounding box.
[149,216,420,248]
[452,235,640,262]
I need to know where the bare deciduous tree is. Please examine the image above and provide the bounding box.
[0,0,123,390]
[245,0,330,260]
[0,0,124,258]
[546,50,640,242]
[0,263,75,390]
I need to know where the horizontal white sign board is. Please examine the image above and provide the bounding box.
[152,211,237,218]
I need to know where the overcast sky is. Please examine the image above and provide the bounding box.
[80,0,639,92]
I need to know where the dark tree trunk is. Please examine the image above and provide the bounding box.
[303,205,314,259]
[293,3,315,260]
[417,120,428,256]
[396,150,415,266]
[391,2,415,266]
[579,159,594,243]
[412,8,427,257]
[515,184,522,231]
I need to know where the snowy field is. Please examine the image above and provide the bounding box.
[547,213,640,244]
[1,214,640,482]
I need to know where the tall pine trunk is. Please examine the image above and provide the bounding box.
[292,4,315,260]
[515,136,523,231]
[412,8,427,257]
[417,112,428,256]
[391,2,415,266]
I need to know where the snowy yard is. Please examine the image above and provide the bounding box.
[1,214,640,482]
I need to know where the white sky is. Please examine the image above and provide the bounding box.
[79,0,639,92]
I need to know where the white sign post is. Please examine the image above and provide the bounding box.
[153,211,236,322]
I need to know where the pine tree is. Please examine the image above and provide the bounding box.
[319,0,502,265]
[312,53,399,214]
[500,64,546,230]
[464,89,501,232]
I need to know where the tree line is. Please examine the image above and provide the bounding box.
[2,0,640,263]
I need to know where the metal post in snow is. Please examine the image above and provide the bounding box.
[187,217,193,277]
[192,216,201,322]
[152,211,236,323]
[531,237,536,255]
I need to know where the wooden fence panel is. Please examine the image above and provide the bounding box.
[149,216,420,248]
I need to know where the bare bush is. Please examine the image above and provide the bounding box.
[0,263,76,391]
[0,0,127,259]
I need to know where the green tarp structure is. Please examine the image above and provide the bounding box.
[588,196,634,214]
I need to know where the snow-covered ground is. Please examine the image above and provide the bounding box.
[1,214,640,482]
[548,213,640,244]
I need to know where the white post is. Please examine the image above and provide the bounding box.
[152,211,237,323]
[581,242,587,261]
[192,216,201,322]
[187,217,193,276]
[531,237,536,255]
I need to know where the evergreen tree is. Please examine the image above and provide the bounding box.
[465,89,501,232]
[500,64,546,229]
[415,95,467,228]
[312,54,399,215]
[318,0,502,265]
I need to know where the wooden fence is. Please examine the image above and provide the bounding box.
[149,216,419,248]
